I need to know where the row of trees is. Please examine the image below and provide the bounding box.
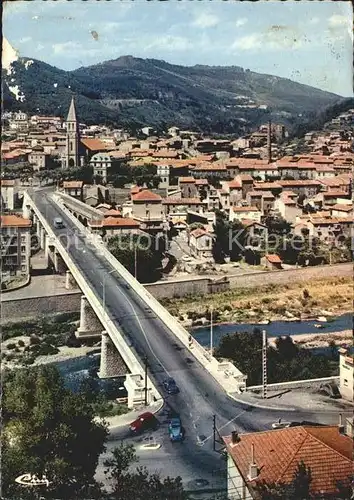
[214,329,335,386]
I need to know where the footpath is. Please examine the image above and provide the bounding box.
[229,388,354,413]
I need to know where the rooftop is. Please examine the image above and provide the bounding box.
[1,215,32,228]
[224,425,352,497]
[132,189,162,202]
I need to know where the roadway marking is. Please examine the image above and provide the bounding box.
[196,410,247,447]
[114,284,170,377]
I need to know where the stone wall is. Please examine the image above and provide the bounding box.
[2,262,351,321]
[2,292,81,322]
[247,376,340,392]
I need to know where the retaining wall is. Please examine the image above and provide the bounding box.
[247,376,340,392]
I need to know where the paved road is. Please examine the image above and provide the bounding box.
[31,190,351,491]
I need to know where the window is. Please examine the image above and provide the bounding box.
[21,246,26,252]
[344,379,348,386]
[70,142,73,152]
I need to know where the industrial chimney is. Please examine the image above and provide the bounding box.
[267,120,272,164]
[248,443,259,480]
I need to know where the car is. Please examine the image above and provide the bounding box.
[163,377,179,395]
[168,417,183,442]
[129,412,159,434]
[271,419,292,429]
[53,217,64,229]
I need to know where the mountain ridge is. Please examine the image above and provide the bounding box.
[3,54,345,135]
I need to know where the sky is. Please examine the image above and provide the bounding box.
[3,0,353,97]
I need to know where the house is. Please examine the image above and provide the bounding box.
[84,184,110,206]
[230,206,262,224]
[28,145,50,171]
[1,215,32,280]
[278,180,322,197]
[156,163,170,188]
[339,348,353,402]
[179,177,198,198]
[163,197,205,216]
[89,152,112,183]
[274,191,301,224]
[131,189,164,233]
[62,181,84,200]
[223,424,353,499]
[330,203,353,218]
[262,254,282,270]
[0,179,17,211]
[189,227,214,258]
[87,216,140,238]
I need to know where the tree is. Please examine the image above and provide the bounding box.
[2,365,107,499]
[104,442,187,500]
[108,233,164,283]
[263,215,292,236]
[255,461,312,500]
[212,212,246,263]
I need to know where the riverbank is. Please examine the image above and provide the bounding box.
[268,330,352,349]
[162,276,352,327]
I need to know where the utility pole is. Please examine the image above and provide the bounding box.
[210,305,213,356]
[262,330,267,399]
[144,355,148,406]
[134,245,137,279]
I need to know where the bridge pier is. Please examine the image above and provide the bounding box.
[65,270,77,290]
[23,203,32,220]
[75,295,102,339]
[124,374,153,409]
[53,249,67,274]
[98,331,128,378]
[40,226,46,250]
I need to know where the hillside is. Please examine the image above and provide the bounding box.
[3,55,344,135]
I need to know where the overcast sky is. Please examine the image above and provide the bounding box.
[4,0,353,97]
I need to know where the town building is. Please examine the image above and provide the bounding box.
[88,216,140,238]
[89,152,112,183]
[339,348,353,402]
[1,214,32,280]
[63,181,84,200]
[0,179,17,211]
[224,423,353,500]
[189,227,214,258]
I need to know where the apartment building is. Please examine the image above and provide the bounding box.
[1,215,32,279]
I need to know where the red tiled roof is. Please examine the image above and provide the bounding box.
[278,180,321,187]
[163,197,203,205]
[228,179,242,189]
[103,209,122,217]
[1,215,31,228]
[233,206,260,212]
[81,138,112,151]
[224,426,352,496]
[190,228,210,238]
[63,181,83,189]
[132,189,162,202]
[89,217,140,228]
[254,182,282,190]
[0,179,15,187]
[331,204,353,212]
[179,177,196,183]
[195,179,209,185]
[265,253,282,263]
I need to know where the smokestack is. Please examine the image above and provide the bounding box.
[338,413,345,434]
[248,443,259,480]
[267,120,272,164]
[231,431,240,444]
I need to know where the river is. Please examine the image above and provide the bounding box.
[192,312,352,348]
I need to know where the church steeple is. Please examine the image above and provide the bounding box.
[67,96,77,123]
[65,96,79,168]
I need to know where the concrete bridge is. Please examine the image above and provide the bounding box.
[56,191,104,226]
[22,189,247,411]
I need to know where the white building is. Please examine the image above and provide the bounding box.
[0,180,17,211]
[157,164,170,188]
[89,152,112,183]
[339,348,353,402]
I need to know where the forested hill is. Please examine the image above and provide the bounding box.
[3,54,345,135]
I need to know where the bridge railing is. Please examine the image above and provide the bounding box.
[24,192,162,405]
[53,192,247,394]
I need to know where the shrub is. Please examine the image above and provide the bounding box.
[6,343,16,350]
[261,297,271,304]
[38,344,59,356]
[303,289,311,299]
[30,335,40,345]
[17,339,25,347]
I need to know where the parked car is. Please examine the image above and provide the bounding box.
[129,412,159,435]
[271,419,292,429]
[163,377,179,395]
[168,417,183,442]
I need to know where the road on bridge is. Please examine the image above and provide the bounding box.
[32,189,349,491]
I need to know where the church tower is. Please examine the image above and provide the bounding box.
[65,97,79,168]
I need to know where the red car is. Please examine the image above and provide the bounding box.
[129,412,159,434]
